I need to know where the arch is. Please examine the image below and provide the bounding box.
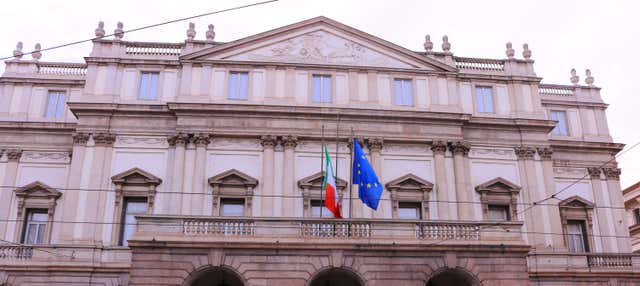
[425,267,481,286]
[183,265,246,286]
[307,267,365,286]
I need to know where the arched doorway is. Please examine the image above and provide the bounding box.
[185,267,244,286]
[308,268,364,286]
[426,268,479,286]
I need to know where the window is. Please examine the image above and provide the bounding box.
[138,72,159,100]
[634,209,640,225]
[487,205,510,221]
[119,198,148,246]
[311,200,333,218]
[44,91,66,118]
[312,75,332,103]
[221,198,245,217]
[228,72,249,100]
[22,209,48,244]
[398,202,422,219]
[567,220,589,253]
[550,110,569,136]
[393,79,414,106]
[475,86,494,113]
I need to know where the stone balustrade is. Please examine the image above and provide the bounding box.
[539,84,576,97]
[0,244,131,268]
[125,41,183,56]
[37,62,87,77]
[528,253,640,273]
[454,56,505,72]
[134,215,524,246]
[0,245,33,260]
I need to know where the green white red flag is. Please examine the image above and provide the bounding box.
[322,145,342,218]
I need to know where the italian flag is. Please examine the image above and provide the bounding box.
[322,145,342,218]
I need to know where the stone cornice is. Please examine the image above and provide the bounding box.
[550,140,625,155]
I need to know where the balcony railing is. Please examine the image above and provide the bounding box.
[587,254,633,268]
[454,57,505,72]
[183,218,255,236]
[0,245,33,259]
[125,42,183,56]
[528,252,640,273]
[539,84,575,97]
[37,62,87,77]
[300,220,371,238]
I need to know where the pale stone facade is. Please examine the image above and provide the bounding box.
[0,16,638,285]
[624,182,640,253]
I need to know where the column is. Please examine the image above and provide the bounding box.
[537,147,563,250]
[192,134,210,216]
[515,146,546,248]
[587,167,614,252]
[431,141,450,220]
[0,149,21,241]
[282,135,297,217]
[59,133,89,242]
[367,138,387,219]
[450,141,472,220]
[182,139,196,215]
[168,133,188,214]
[260,135,276,217]
[603,167,631,252]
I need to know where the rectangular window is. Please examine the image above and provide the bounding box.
[44,91,66,118]
[393,79,414,106]
[22,209,48,244]
[550,110,569,136]
[220,198,245,217]
[311,200,333,218]
[475,86,494,113]
[119,198,148,246]
[567,220,589,253]
[228,72,249,100]
[312,75,332,103]
[138,72,159,100]
[398,202,422,220]
[488,205,510,221]
[634,209,640,225]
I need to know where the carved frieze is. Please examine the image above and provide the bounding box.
[116,136,168,148]
[554,167,587,179]
[21,151,71,163]
[468,148,516,160]
[514,146,536,160]
[210,138,261,150]
[383,144,430,154]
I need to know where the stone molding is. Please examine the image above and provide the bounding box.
[21,151,71,163]
[92,133,116,147]
[72,132,90,145]
[366,138,384,153]
[536,147,553,161]
[449,141,470,156]
[430,140,447,155]
[587,167,602,179]
[282,135,298,150]
[168,133,189,147]
[6,149,22,161]
[602,167,621,180]
[514,146,535,160]
[260,135,277,149]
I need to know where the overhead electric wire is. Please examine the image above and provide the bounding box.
[0,0,279,61]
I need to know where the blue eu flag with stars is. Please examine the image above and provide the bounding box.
[352,139,383,210]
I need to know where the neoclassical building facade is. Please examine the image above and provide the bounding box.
[0,17,638,285]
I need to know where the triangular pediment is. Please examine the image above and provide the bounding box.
[298,171,347,190]
[560,196,594,209]
[15,181,61,200]
[385,174,433,191]
[475,177,521,194]
[182,17,456,71]
[111,167,162,186]
[208,169,258,188]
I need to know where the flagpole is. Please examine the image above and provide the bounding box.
[334,113,340,218]
[348,127,354,218]
[320,124,325,218]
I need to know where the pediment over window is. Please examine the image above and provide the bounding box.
[181,16,456,72]
[111,167,162,186]
[14,181,61,200]
[385,174,433,192]
[208,169,258,188]
[297,171,347,190]
[475,177,521,194]
[559,196,594,209]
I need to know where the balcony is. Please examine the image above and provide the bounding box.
[0,244,131,269]
[527,252,640,273]
[132,215,525,248]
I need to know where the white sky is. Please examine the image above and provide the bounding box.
[2,0,639,188]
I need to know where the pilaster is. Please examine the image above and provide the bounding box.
[168,133,188,214]
[0,149,21,241]
[260,135,276,217]
[536,147,563,251]
[282,135,297,217]
[431,140,450,220]
[514,146,540,246]
[450,141,472,220]
[602,167,631,252]
[587,167,614,252]
[192,133,211,216]
[59,133,89,242]
[366,138,386,218]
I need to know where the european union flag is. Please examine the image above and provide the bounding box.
[352,139,383,210]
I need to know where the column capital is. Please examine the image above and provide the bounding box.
[260,135,277,149]
[366,137,384,153]
[168,133,189,147]
[449,141,470,156]
[192,133,211,148]
[6,149,22,161]
[587,167,602,179]
[602,167,621,180]
[514,146,536,160]
[72,132,90,145]
[92,133,116,147]
[430,140,448,155]
[536,147,553,161]
[282,135,298,150]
